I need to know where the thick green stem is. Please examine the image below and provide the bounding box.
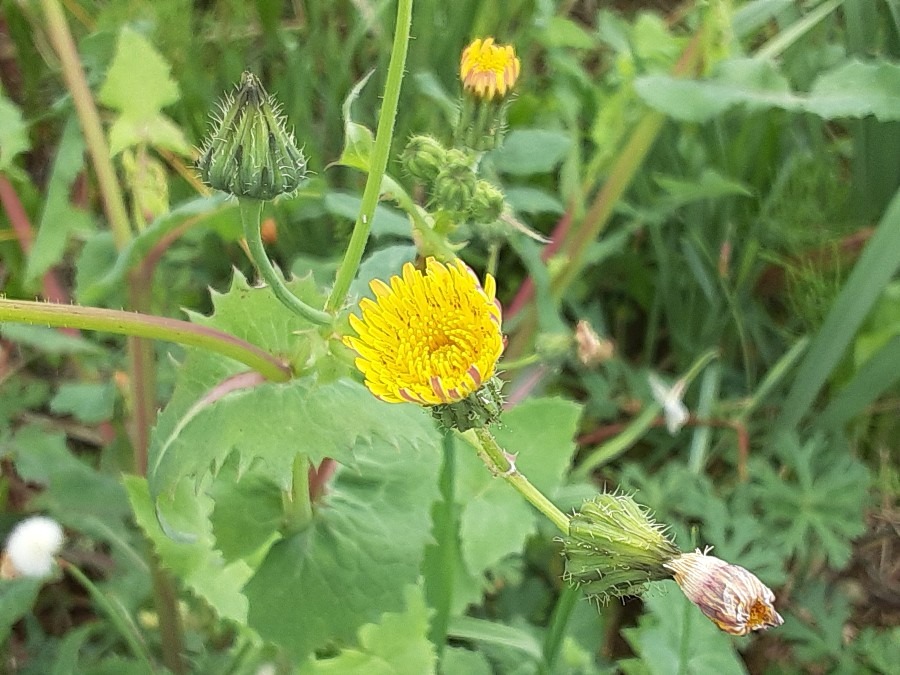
[64,561,156,672]
[239,200,332,326]
[0,298,292,382]
[466,428,570,535]
[40,0,132,250]
[326,0,413,311]
[283,454,314,533]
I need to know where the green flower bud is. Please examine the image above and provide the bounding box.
[430,376,504,432]
[431,153,477,214]
[563,493,680,602]
[469,180,505,224]
[401,135,447,182]
[198,71,307,201]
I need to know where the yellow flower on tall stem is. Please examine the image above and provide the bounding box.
[460,37,521,101]
[344,258,503,408]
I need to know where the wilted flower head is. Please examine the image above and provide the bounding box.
[198,71,307,200]
[2,516,64,579]
[344,258,504,408]
[648,372,689,434]
[665,549,784,636]
[575,320,615,367]
[564,493,681,601]
[460,38,521,101]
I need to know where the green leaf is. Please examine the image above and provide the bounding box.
[125,475,251,622]
[350,244,417,303]
[441,648,493,675]
[457,398,581,575]
[490,129,572,176]
[779,187,900,429]
[504,187,565,215]
[300,585,436,675]
[324,191,410,238]
[445,616,543,661]
[0,95,30,171]
[98,27,188,153]
[0,324,104,356]
[338,70,376,170]
[621,585,747,675]
[636,58,900,123]
[243,424,440,661]
[0,578,42,642]
[99,27,179,118]
[747,433,870,569]
[50,382,116,424]
[25,117,93,286]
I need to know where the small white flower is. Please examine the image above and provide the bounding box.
[4,516,64,578]
[648,373,689,434]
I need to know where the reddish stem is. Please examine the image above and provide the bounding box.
[0,174,73,309]
[309,458,338,502]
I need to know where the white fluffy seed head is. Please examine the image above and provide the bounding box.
[4,516,64,578]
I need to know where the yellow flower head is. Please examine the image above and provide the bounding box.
[460,38,521,100]
[665,549,784,636]
[345,258,504,406]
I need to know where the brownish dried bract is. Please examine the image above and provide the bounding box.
[665,549,784,636]
[575,320,614,367]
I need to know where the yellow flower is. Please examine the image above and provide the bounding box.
[460,38,521,100]
[665,549,784,636]
[345,258,504,406]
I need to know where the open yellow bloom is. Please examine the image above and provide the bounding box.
[460,38,521,100]
[345,258,503,406]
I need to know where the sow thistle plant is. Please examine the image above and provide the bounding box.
[0,8,786,669]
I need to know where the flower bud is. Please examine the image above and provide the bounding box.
[401,135,447,183]
[431,156,477,214]
[198,71,307,201]
[456,37,520,151]
[665,549,784,636]
[564,493,680,601]
[469,180,505,224]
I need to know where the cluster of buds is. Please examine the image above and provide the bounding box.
[564,493,783,637]
[401,136,505,229]
[198,71,307,201]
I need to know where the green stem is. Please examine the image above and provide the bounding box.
[326,0,414,311]
[0,298,292,382]
[541,583,580,673]
[239,200,332,326]
[466,427,570,534]
[40,0,132,250]
[283,454,314,533]
[63,561,156,673]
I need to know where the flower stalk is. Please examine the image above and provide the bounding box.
[326,0,414,312]
[239,199,332,326]
[0,297,292,382]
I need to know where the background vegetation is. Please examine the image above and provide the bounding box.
[1,0,898,673]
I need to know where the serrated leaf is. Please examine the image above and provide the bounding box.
[26,117,93,286]
[300,585,436,675]
[621,585,747,675]
[489,130,572,176]
[99,27,179,118]
[457,398,581,575]
[98,27,188,154]
[0,95,30,171]
[243,424,440,661]
[124,476,251,622]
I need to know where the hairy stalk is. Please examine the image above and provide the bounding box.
[283,454,314,533]
[0,298,293,382]
[326,0,414,311]
[465,428,570,535]
[239,199,332,326]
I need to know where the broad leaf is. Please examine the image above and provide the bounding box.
[243,421,440,661]
[489,129,572,176]
[0,95,29,170]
